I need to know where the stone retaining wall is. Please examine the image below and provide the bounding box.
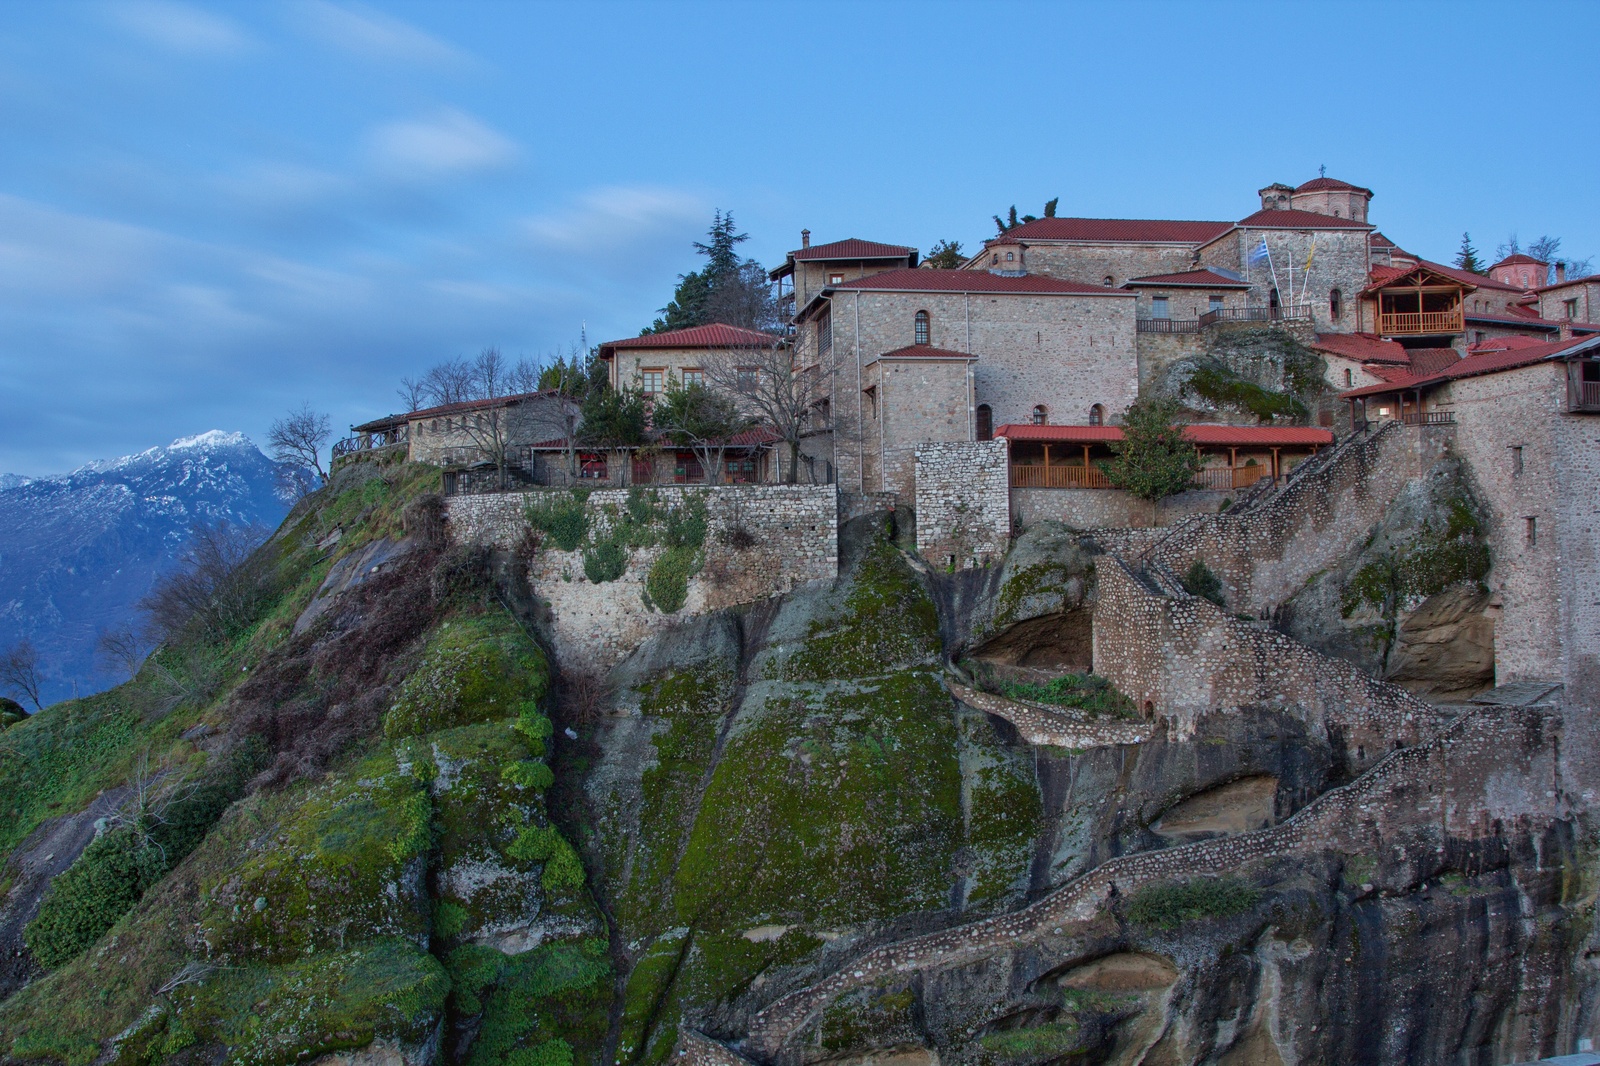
[446,485,837,670]
[1142,422,1452,616]
[915,440,1010,567]
[1091,556,1445,758]
[947,682,1156,749]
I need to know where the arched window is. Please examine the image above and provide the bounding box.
[914,310,930,346]
[1088,404,1104,426]
[976,404,993,441]
[1032,404,1048,425]
[1102,275,1114,287]
[1329,287,1342,320]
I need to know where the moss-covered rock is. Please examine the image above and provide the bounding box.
[385,612,549,738]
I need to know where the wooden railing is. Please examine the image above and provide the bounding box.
[1573,380,1600,411]
[1401,411,1456,426]
[1198,306,1312,328]
[332,431,409,463]
[1377,310,1463,335]
[1135,317,1200,334]
[1011,464,1113,489]
[1011,464,1270,491]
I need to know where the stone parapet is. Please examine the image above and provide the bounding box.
[914,440,1010,567]
[947,682,1156,748]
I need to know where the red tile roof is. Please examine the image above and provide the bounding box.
[1308,332,1409,364]
[792,238,916,262]
[599,323,780,355]
[1463,310,1557,329]
[830,268,1134,296]
[1123,269,1250,288]
[994,424,1333,447]
[1532,273,1599,293]
[1366,363,1419,383]
[1295,176,1372,194]
[872,345,978,361]
[1236,208,1373,230]
[997,217,1234,244]
[1490,253,1546,269]
[1466,334,1546,354]
[1416,259,1522,292]
[1407,348,1463,376]
[1339,333,1600,397]
[352,390,560,433]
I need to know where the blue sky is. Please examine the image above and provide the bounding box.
[2,0,1597,474]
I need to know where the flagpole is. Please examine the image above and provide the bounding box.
[1263,238,1281,313]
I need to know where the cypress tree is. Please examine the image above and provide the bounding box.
[1454,233,1485,275]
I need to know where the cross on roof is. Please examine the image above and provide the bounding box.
[1319,164,1327,177]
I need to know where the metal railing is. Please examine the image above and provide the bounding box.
[1135,317,1200,334]
[1198,306,1313,328]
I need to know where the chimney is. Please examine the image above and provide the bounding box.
[1559,320,1573,341]
[800,229,811,249]
[1556,260,1567,283]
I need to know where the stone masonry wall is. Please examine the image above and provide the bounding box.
[1092,556,1446,761]
[1147,421,1448,616]
[446,484,837,670]
[915,440,1009,567]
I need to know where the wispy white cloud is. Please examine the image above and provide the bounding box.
[292,0,466,65]
[366,108,518,178]
[107,1,252,55]
[521,185,706,251]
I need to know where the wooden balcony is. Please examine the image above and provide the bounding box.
[1136,317,1200,334]
[1193,465,1270,491]
[1377,310,1463,335]
[1401,411,1456,426]
[1198,306,1312,328]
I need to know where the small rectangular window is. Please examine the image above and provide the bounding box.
[1525,516,1537,545]
[1151,296,1170,319]
[640,369,665,395]
[1565,299,1579,320]
[1511,445,1523,477]
[829,273,845,285]
[681,369,703,388]
[1209,295,1224,311]
[817,310,833,358]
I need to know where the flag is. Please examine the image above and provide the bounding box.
[1248,239,1269,266]
[1303,239,1317,273]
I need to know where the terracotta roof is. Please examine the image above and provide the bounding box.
[1366,264,1409,286]
[994,424,1333,447]
[1295,176,1372,194]
[830,268,1134,296]
[871,345,978,361]
[599,323,780,355]
[1236,208,1373,230]
[1339,333,1600,397]
[1416,259,1522,292]
[791,238,915,262]
[1308,332,1409,364]
[1463,310,1557,330]
[1532,273,1600,293]
[1366,363,1419,383]
[997,217,1234,244]
[1489,253,1546,269]
[1361,261,1498,297]
[1407,348,1464,376]
[352,390,560,433]
[1123,269,1249,289]
[1466,334,1546,354]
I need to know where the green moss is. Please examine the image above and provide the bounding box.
[964,758,1042,906]
[674,671,962,927]
[820,984,919,1053]
[776,542,940,682]
[197,747,431,962]
[1124,876,1262,929]
[461,940,610,1066]
[1340,491,1490,621]
[167,939,448,1066]
[1189,364,1307,421]
[978,1021,1084,1060]
[992,561,1076,632]
[384,611,549,738]
[616,930,690,1065]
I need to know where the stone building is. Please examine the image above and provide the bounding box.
[1340,333,1600,690]
[596,322,780,397]
[348,391,574,470]
[769,235,917,316]
[790,267,1138,495]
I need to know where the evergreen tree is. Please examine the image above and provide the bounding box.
[645,211,775,333]
[577,385,649,449]
[1454,233,1485,275]
[923,239,965,269]
[1100,398,1201,501]
[993,198,1059,233]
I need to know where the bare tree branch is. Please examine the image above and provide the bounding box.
[0,640,44,710]
[701,337,840,483]
[96,624,148,682]
[397,375,428,413]
[267,402,331,493]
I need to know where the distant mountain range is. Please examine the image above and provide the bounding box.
[0,431,291,706]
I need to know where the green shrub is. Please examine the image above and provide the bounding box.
[506,825,560,864]
[540,840,586,897]
[1100,397,1203,501]
[581,538,627,583]
[387,790,434,862]
[999,673,1135,718]
[463,941,609,1066]
[1180,560,1226,607]
[502,761,554,791]
[434,899,468,940]
[384,615,549,738]
[25,827,168,969]
[661,493,708,550]
[1189,364,1307,421]
[525,491,591,552]
[1124,876,1261,929]
[978,1021,1083,1059]
[643,546,701,614]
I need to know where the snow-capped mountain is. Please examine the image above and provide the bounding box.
[0,432,291,706]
